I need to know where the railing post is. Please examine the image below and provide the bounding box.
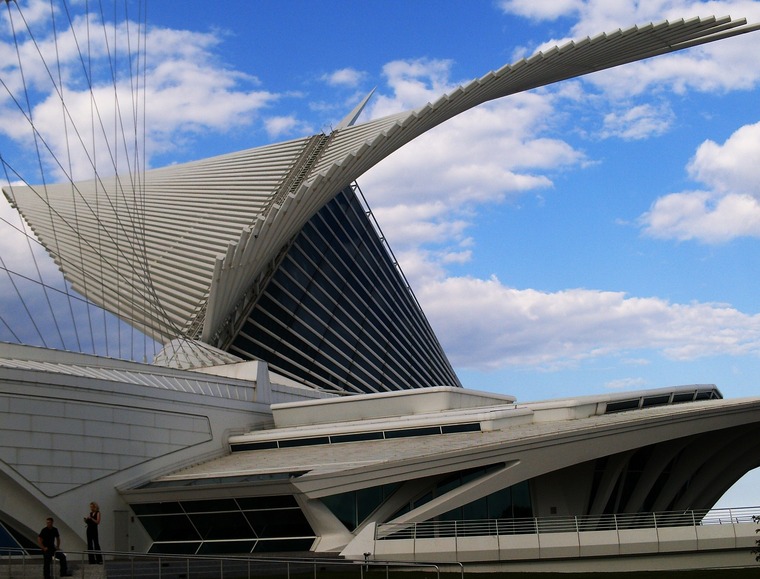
[653,512,658,529]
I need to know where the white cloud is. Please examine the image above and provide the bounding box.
[355,77,584,307]
[641,121,760,242]
[688,121,760,197]
[641,191,760,241]
[322,68,365,87]
[415,276,760,370]
[601,103,675,140]
[4,0,760,375]
[369,58,456,117]
[510,1,760,37]
[362,58,584,259]
[605,377,648,390]
[0,9,278,181]
[355,34,760,375]
[498,0,584,21]
[501,2,760,101]
[372,202,472,249]
[264,115,312,138]
[0,193,55,277]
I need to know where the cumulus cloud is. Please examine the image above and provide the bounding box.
[0,3,282,351]
[368,58,456,117]
[641,122,760,242]
[356,15,760,373]
[688,121,760,197]
[264,115,312,138]
[362,58,583,259]
[500,1,760,100]
[416,276,760,370]
[605,377,648,390]
[498,0,584,21]
[500,1,760,36]
[600,103,675,140]
[0,6,277,181]
[641,191,760,242]
[4,0,760,374]
[0,193,55,278]
[322,67,366,87]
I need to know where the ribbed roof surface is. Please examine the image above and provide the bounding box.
[0,343,257,400]
[6,138,312,340]
[5,16,757,345]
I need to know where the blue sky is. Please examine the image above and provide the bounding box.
[2,1,760,506]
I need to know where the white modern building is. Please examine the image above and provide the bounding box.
[2,15,760,573]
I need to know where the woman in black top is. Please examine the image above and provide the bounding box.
[84,502,103,564]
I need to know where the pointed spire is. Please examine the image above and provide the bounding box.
[335,88,376,130]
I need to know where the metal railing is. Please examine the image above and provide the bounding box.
[1,547,442,579]
[376,506,760,540]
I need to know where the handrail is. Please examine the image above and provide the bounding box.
[1,546,441,579]
[376,506,760,540]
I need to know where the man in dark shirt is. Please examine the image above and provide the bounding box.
[37,518,71,578]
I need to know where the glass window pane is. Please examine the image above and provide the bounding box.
[512,481,533,518]
[188,512,252,540]
[236,496,297,510]
[321,492,356,530]
[253,538,314,552]
[197,540,255,555]
[137,514,198,541]
[462,498,488,520]
[131,502,182,516]
[181,499,238,513]
[486,487,513,519]
[357,486,384,524]
[244,509,313,538]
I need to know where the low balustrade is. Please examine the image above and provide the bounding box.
[376,506,760,540]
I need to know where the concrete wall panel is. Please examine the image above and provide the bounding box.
[578,529,620,557]
[617,528,659,554]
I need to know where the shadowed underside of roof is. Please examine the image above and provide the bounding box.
[3,15,758,355]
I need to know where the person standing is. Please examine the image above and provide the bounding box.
[37,517,71,578]
[84,501,103,564]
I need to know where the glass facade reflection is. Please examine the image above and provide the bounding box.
[392,465,533,522]
[321,466,533,534]
[131,496,315,555]
[227,186,460,394]
[0,519,37,554]
[321,483,400,531]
